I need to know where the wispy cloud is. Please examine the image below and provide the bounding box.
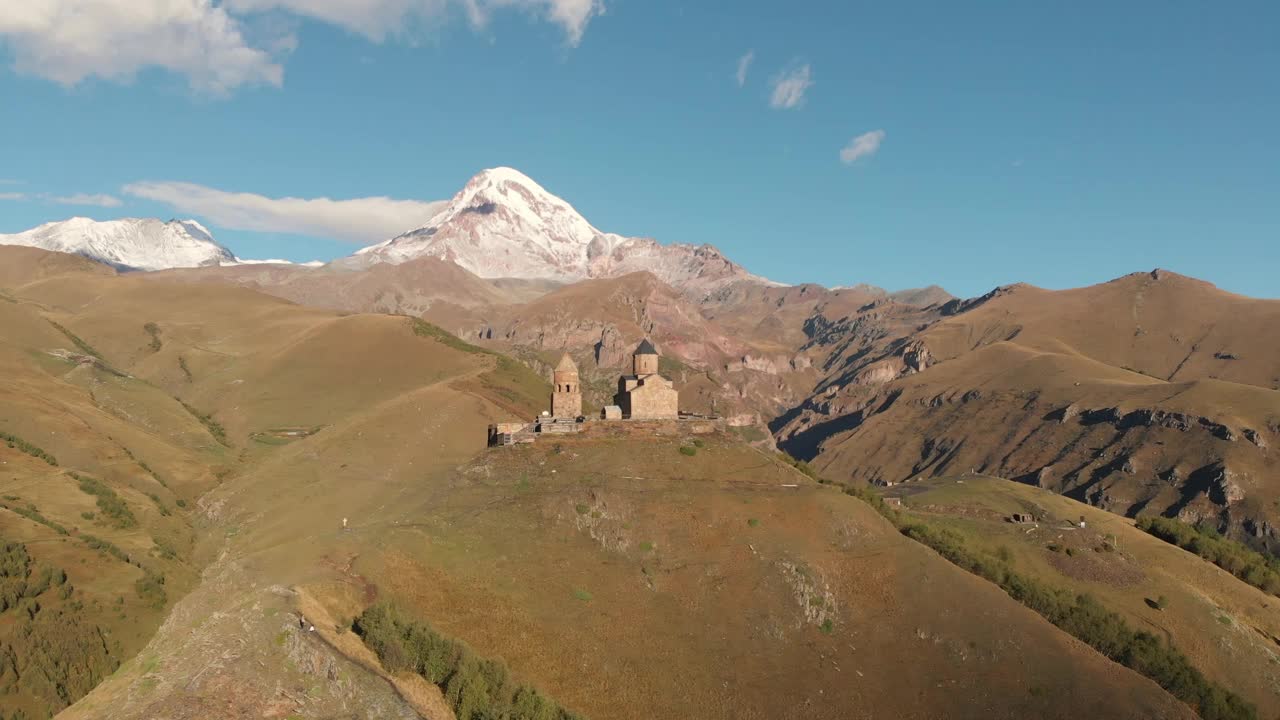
[0,0,603,94]
[769,63,813,110]
[123,181,446,243]
[53,193,123,207]
[0,190,121,206]
[0,179,22,185]
[735,50,754,87]
[839,129,885,164]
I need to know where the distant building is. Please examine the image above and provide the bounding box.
[551,352,583,418]
[615,339,679,419]
[490,342,684,447]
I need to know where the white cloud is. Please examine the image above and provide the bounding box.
[123,181,447,243]
[0,0,285,93]
[0,0,601,94]
[224,0,603,45]
[839,130,885,165]
[53,193,123,207]
[0,192,28,201]
[769,63,812,110]
[735,50,753,87]
[0,179,22,185]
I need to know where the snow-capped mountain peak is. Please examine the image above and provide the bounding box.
[355,167,769,292]
[356,166,623,279]
[0,217,236,271]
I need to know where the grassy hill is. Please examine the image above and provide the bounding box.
[879,475,1280,718]
[280,428,1193,720]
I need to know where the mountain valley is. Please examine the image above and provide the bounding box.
[1,167,1278,720]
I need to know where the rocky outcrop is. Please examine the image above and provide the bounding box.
[1066,405,1242,442]
[729,354,793,375]
[852,362,900,386]
[901,340,932,373]
[1205,464,1246,506]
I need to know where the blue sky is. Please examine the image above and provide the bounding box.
[2,1,1278,298]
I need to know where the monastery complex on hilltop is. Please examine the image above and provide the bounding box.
[489,339,698,446]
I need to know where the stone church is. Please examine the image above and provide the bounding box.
[547,340,679,422]
[614,339,679,419]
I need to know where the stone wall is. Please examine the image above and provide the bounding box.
[551,389,582,418]
[627,377,679,420]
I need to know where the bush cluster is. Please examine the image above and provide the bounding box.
[0,501,69,536]
[71,473,136,529]
[777,453,822,482]
[47,320,103,360]
[177,400,229,447]
[134,570,166,609]
[1137,516,1280,596]
[847,487,1256,720]
[355,603,586,720]
[143,322,162,352]
[79,534,133,566]
[0,431,58,466]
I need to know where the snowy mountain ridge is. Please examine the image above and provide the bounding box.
[0,217,237,271]
[355,167,774,292]
[0,217,329,271]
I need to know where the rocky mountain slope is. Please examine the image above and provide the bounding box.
[354,167,770,295]
[0,217,237,271]
[776,270,1280,551]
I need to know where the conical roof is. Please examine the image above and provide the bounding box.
[634,338,658,356]
[555,352,578,372]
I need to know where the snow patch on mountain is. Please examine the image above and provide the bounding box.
[356,167,774,291]
[0,217,237,271]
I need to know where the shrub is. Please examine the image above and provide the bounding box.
[177,399,229,447]
[147,492,170,516]
[72,472,136,529]
[1,501,69,535]
[678,446,697,457]
[135,570,167,609]
[48,320,103,359]
[777,452,822,481]
[143,322,162,352]
[80,534,131,565]
[0,430,57,466]
[355,603,586,720]
[1137,516,1280,597]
